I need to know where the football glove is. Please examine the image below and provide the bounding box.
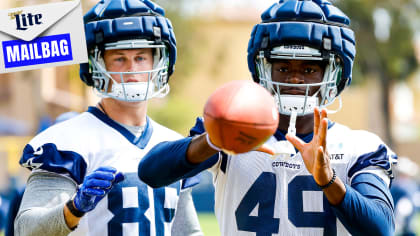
[73,166,124,213]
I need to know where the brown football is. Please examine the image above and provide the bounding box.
[203,80,279,154]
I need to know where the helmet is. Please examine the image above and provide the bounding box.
[79,0,177,102]
[247,0,356,115]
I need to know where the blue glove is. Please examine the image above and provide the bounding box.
[73,166,124,213]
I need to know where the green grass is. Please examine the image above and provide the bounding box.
[198,213,220,236]
[198,212,420,235]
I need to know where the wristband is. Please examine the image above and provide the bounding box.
[205,133,222,152]
[66,194,85,218]
[317,168,336,189]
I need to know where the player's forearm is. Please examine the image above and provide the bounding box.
[322,176,346,206]
[186,133,218,164]
[331,173,395,235]
[15,171,76,236]
[15,204,73,236]
[171,189,204,236]
[63,202,82,229]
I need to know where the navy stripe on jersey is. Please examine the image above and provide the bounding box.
[182,175,201,189]
[348,144,393,179]
[88,106,153,149]
[220,152,228,173]
[20,143,87,184]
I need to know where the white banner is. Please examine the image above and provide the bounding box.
[0,0,88,73]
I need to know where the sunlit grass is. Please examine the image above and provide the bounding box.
[198,213,220,236]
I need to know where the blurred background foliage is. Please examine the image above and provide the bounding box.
[146,0,420,148]
[337,0,420,147]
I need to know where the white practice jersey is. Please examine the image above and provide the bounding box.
[21,107,195,236]
[208,122,396,236]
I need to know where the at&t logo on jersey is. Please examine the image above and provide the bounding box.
[0,0,87,73]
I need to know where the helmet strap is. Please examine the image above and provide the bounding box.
[324,96,343,114]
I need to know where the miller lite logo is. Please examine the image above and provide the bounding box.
[8,10,43,31]
[0,0,87,73]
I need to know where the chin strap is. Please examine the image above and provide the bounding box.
[324,96,342,114]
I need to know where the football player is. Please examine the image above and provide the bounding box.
[15,0,202,235]
[139,0,397,235]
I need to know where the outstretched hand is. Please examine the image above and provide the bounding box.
[286,108,333,186]
[74,166,124,213]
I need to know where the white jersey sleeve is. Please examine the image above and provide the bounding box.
[21,113,93,184]
[343,129,396,186]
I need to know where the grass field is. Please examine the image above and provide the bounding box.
[198,213,220,236]
[198,212,420,236]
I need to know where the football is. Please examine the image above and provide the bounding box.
[203,80,279,154]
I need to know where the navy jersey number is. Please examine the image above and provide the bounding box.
[108,173,177,236]
[288,176,337,235]
[235,172,336,236]
[235,172,280,236]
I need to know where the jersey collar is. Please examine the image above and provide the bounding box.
[87,106,153,149]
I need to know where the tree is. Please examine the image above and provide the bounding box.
[336,0,418,148]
